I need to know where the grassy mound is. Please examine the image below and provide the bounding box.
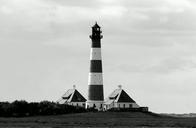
[0,111,196,127]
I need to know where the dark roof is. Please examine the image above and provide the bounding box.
[92,22,100,28]
[118,90,135,102]
[57,89,86,104]
[70,90,86,102]
[105,89,136,103]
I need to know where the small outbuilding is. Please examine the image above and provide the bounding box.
[104,85,140,110]
[57,85,86,108]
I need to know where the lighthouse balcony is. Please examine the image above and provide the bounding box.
[89,35,103,39]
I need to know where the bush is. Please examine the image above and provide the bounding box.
[0,100,86,117]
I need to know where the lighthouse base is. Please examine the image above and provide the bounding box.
[86,100,104,111]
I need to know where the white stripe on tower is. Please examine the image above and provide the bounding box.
[90,48,102,60]
[88,73,103,85]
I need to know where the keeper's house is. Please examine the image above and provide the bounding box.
[104,86,140,111]
[57,86,86,108]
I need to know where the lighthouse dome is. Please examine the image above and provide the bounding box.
[92,22,100,28]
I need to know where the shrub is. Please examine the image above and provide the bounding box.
[0,100,86,117]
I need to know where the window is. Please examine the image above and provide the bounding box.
[129,104,132,108]
[123,104,125,108]
[118,104,120,108]
[76,103,78,106]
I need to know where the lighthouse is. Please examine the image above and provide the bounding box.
[86,22,104,110]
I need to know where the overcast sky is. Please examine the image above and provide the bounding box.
[0,0,196,113]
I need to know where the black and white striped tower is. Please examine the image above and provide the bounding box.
[86,22,104,110]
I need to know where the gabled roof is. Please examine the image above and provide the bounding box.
[62,89,74,99]
[57,89,86,104]
[70,89,86,102]
[105,89,136,104]
[118,89,135,102]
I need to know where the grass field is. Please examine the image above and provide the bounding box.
[0,111,196,128]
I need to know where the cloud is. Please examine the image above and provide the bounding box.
[42,0,100,8]
[114,57,196,74]
[147,57,196,74]
[0,0,195,43]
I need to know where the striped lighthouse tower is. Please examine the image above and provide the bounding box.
[86,22,104,110]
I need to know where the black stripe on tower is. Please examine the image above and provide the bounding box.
[88,85,104,100]
[90,60,102,73]
[91,40,101,48]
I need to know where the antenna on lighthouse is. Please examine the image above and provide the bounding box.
[118,85,122,89]
[73,85,76,89]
